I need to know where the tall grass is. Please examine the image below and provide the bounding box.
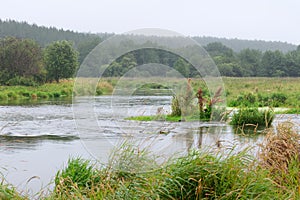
[48,143,281,199]
[0,177,26,200]
[230,107,274,129]
[3,122,300,199]
[259,122,300,199]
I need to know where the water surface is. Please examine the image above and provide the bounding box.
[0,96,299,197]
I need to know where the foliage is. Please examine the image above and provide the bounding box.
[0,37,45,85]
[0,80,74,103]
[230,107,274,128]
[1,20,300,79]
[44,40,79,83]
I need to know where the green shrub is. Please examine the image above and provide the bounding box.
[230,107,274,128]
[7,92,18,100]
[52,92,61,98]
[270,92,287,107]
[6,76,38,86]
[37,92,49,99]
[0,93,8,100]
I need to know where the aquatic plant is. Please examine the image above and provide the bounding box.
[230,107,274,129]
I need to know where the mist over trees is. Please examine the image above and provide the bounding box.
[0,19,300,85]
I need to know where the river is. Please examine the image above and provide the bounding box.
[0,96,299,197]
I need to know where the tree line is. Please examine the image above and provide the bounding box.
[1,36,300,87]
[205,42,300,77]
[101,42,300,78]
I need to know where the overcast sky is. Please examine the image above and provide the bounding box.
[1,0,299,44]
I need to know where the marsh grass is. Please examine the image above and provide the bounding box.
[47,143,283,199]
[230,107,274,130]
[0,177,26,200]
[224,77,300,108]
[259,122,300,198]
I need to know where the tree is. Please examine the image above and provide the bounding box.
[285,50,300,77]
[44,40,79,82]
[238,49,262,76]
[0,36,44,85]
[259,50,286,77]
[173,58,190,77]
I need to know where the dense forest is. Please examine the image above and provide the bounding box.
[0,19,300,85]
[193,36,297,53]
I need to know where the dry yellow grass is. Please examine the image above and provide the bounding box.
[259,122,300,175]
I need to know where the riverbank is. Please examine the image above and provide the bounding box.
[1,77,299,113]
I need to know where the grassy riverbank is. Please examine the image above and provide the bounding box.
[1,77,299,112]
[2,123,299,199]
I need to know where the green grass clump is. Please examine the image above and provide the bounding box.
[54,158,95,191]
[0,178,25,200]
[48,145,278,199]
[158,150,274,199]
[230,107,274,128]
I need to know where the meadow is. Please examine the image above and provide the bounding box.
[1,77,299,110]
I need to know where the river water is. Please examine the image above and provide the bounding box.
[0,96,299,197]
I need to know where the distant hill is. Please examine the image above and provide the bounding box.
[193,36,297,53]
[0,19,104,47]
[0,19,297,53]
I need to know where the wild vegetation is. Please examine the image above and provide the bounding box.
[0,37,79,86]
[1,20,300,82]
[2,122,298,199]
[230,107,274,134]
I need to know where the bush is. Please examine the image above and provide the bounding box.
[0,93,8,101]
[270,93,287,107]
[230,107,274,128]
[6,76,38,86]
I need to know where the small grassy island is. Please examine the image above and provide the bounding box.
[126,78,277,131]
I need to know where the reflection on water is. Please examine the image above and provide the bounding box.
[0,96,299,197]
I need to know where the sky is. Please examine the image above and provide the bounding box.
[0,0,299,44]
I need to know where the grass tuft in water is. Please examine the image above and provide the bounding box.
[230,107,274,129]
